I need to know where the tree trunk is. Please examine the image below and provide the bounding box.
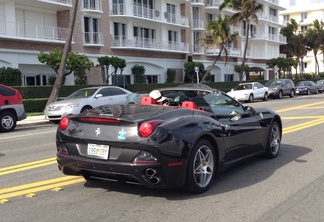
[45,0,78,107]
[200,48,223,83]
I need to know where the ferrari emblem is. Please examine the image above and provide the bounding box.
[95,128,101,136]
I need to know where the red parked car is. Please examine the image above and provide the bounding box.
[0,84,26,132]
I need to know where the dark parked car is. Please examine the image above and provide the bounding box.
[295,81,318,95]
[265,79,295,99]
[316,80,324,93]
[0,84,26,132]
[56,87,282,194]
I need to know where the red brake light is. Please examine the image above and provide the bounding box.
[59,117,70,130]
[138,120,164,138]
[79,117,120,123]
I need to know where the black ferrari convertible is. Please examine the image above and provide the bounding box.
[56,87,282,194]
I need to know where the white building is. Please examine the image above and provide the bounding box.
[0,0,287,86]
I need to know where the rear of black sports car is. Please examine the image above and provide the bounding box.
[56,104,213,189]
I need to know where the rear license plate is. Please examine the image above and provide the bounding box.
[87,143,109,159]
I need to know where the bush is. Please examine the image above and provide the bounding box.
[0,67,22,86]
[23,98,48,112]
[166,69,176,83]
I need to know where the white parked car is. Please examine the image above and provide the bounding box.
[44,86,132,122]
[227,82,269,103]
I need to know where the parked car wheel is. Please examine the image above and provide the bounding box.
[185,139,215,194]
[307,89,310,95]
[263,93,268,101]
[277,91,283,99]
[248,94,254,103]
[290,90,295,98]
[264,121,281,159]
[81,106,92,113]
[0,112,16,132]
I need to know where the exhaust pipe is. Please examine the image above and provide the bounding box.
[149,177,160,184]
[145,168,157,177]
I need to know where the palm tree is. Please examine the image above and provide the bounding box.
[46,0,79,106]
[199,16,238,83]
[220,0,263,81]
[306,20,324,76]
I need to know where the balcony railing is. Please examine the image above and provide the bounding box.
[110,3,188,26]
[192,20,204,29]
[83,32,103,45]
[0,21,68,42]
[111,35,189,52]
[205,0,223,7]
[46,0,72,4]
[82,0,102,12]
[206,46,241,57]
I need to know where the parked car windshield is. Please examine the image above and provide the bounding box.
[235,84,252,90]
[297,82,310,86]
[316,80,324,85]
[65,88,98,100]
[265,80,282,87]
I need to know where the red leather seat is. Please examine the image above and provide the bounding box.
[140,96,156,105]
[182,101,198,109]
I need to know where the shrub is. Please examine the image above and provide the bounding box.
[0,67,22,86]
[166,69,176,83]
[23,98,48,112]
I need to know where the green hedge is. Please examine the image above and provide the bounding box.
[23,98,48,113]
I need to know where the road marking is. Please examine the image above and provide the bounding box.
[0,176,84,200]
[0,157,57,176]
[276,101,324,113]
[0,130,56,140]
[283,117,324,134]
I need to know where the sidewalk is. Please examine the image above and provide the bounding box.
[17,115,51,127]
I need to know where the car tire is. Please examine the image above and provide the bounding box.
[289,90,295,98]
[248,94,254,103]
[306,89,310,95]
[277,91,283,99]
[0,112,16,132]
[264,121,281,159]
[263,93,268,101]
[81,106,92,113]
[184,139,216,194]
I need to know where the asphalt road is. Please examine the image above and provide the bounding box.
[0,94,323,222]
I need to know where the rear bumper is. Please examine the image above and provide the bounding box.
[57,152,187,189]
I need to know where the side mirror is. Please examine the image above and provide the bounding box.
[231,89,234,91]
[244,106,256,115]
[95,94,103,98]
[253,86,257,90]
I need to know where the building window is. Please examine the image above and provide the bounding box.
[134,26,156,48]
[166,3,176,23]
[304,62,307,68]
[146,75,158,84]
[269,8,277,16]
[301,26,307,32]
[193,31,201,53]
[301,12,307,20]
[283,15,290,22]
[112,0,124,14]
[83,16,100,44]
[224,74,234,82]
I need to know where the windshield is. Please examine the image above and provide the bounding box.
[316,80,324,85]
[265,80,282,87]
[297,82,310,86]
[235,84,252,90]
[66,88,97,99]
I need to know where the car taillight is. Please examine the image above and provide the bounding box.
[59,117,70,130]
[138,120,164,138]
[17,92,23,100]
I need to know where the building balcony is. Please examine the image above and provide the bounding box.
[205,0,222,7]
[258,13,286,26]
[83,32,103,46]
[191,0,204,6]
[192,20,204,30]
[110,4,188,27]
[81,0,102,14]
[0,21,68,43]
[111,35,189,53]
[206,46,241,57]
[13,0,72,10]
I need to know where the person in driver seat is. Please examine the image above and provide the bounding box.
[149,90,170,106]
